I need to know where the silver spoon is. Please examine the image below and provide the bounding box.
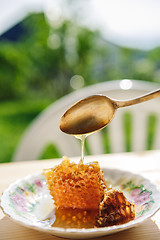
[60,89,160,135]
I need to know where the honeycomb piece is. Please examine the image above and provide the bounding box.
[43,157,107,209]
[95,189,135,227]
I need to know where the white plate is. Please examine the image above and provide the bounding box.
[1,168,160,239]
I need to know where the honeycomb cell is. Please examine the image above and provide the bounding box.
[43,157,107,209]
[95,189,135,227]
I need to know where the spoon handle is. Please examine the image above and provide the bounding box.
[115,89,160,108]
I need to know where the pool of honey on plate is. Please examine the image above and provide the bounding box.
[44,207,98,229]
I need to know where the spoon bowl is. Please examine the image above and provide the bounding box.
[60,95,116,135]
[60,89,160,135]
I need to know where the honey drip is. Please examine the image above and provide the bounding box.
[75,134,85,164]
[74,134,89,164]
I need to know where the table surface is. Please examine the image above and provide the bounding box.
[1,150,160,240]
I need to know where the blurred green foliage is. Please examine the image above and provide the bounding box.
[0,13,160,163]
[0,13,160,102]
[0,99,52,163]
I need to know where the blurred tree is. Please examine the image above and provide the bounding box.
[0,12,160,102]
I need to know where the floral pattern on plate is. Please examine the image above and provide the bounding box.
[122,181,154,217]
[9,178,44,215]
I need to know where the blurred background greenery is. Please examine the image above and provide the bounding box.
[1,9,160,163]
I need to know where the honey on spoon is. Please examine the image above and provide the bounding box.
[60,89,160,136]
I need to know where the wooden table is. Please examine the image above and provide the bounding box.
[1,151,160,240]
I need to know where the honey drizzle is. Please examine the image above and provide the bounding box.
[80,135,85,164]
[76,131,98,164]
[74,134,86,164]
